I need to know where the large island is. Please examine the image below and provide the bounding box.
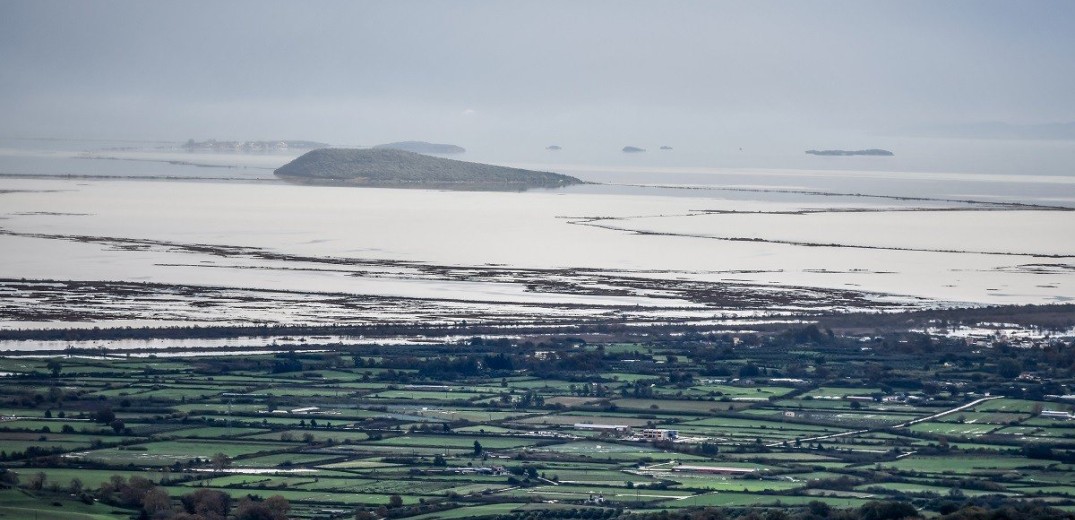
[274,148,583,191]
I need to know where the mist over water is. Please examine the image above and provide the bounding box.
[0,2,1073,330]
[3,137,1073,207]
[2,2,1073,160]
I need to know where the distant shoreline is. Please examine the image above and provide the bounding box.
[806,149,894,156]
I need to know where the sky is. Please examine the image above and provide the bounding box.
[1,1,1074,160]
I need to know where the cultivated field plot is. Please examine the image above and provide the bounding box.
[68,440,295,467]
[879,455,1073,474]
[908,421,1000,437]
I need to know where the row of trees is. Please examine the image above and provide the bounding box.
[6,472,290,520]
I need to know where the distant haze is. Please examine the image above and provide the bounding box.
[2,1,1074,170]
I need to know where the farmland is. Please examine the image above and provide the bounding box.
[1,321,1075,519]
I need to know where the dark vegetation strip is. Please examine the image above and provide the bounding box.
[570,219,1075,259]
[605,182,1075,211]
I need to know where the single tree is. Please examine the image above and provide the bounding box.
[94,407,116,424]
[210,452,232,472]
[142,487,171,518]
[27,471,46,490]
[46,359,62,378]
[181,488,230,520]
[234,495,290,520]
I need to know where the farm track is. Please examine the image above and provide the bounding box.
[765,396,1002,448]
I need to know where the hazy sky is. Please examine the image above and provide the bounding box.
[2,1,1073,152]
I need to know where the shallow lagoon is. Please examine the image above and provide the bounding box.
[0,140,1073,330]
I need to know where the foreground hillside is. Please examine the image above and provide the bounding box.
[1,317,1074,519]
[275,148,583,191]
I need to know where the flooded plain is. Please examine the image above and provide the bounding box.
[1,139,1073,337]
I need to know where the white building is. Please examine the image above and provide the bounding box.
[574,423,631,433]
[641,428,678,440]
[1041,410,1074,420]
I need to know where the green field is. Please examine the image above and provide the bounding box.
[3,323,1075,520]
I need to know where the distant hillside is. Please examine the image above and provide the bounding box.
[274,148,583,191]
[622,146,645,153]
[915,121,1075,140]
[806,149,894,156]
[181,139,328,152]
[373,141,465,154]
